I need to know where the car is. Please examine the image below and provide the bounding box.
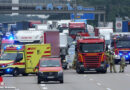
[37,57,64,84]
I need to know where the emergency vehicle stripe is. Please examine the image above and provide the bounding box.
[13,63,25,65]
[78,54,83,62]
[46,47,50,49]
[27,56,31,58]
[42,55,50,57]
[27,52,33,54]
[44,51,51,53]
[101,53,104,62]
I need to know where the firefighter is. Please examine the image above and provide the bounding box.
[119,54,126,73]
[72,52,77,69]
[105,49,110,68]
[109,50,117,73]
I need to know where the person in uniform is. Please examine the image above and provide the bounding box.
[109,50,117,73]
[119,54,126,73]
[105,49,110,68]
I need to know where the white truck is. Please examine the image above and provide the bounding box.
[14,30,44,44]
[95,27,113,45]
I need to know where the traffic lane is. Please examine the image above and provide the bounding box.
[3,75,42,90]
[44,70,107,90]
[78,65,130,90]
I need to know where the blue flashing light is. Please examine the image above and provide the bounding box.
[119,53,122,56]
[126,55,128,58]
[4,46,7,50]
[17,46,22,50]
[2,65,5,68]
[128,53,130,56]
[9,36,14,40]
[6,68,10,72]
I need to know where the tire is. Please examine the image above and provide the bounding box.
[22,73,28,76]
[60,79,64,83]
[101,69,107,73]
[13,69,19,77]
[76,67,84,74]
[37,79,41,84]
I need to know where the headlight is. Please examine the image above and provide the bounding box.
[58,70,63,75]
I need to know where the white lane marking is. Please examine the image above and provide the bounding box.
[40,84,46,87]
[42,87,48,90]
[97,83,101,86]
[126,74,130,76]
[89,78,93,81]
[84,75,87,77]
[106,88,112,90]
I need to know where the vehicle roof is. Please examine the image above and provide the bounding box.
[40,57,61,61]
[78,38,104,43]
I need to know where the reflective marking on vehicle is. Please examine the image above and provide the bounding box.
[97,83,101,86]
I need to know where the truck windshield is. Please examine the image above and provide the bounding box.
[1,43,13,50]
[116,40,130,48]
[69,29,84,35]
[0,53,17,60]
[80,43,104,53]
[40,60,60,67]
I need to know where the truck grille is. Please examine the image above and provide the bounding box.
[84,56,100,68]
[43,72,58,76]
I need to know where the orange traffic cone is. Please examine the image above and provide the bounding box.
[0,75,4,86]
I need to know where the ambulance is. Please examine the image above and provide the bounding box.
[0,44,51,76]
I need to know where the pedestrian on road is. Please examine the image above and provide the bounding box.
[109,50,117,73]
[119,54,126,73]
[105,49,110,68]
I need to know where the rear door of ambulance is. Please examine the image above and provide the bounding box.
[25,44,51,73]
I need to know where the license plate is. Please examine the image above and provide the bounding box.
[47,76,54,79]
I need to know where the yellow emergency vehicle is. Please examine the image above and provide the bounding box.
[0,44,51,76]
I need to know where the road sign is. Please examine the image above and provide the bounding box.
[70,13,95,20]
[116,18,122,32]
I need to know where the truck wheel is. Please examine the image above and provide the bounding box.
[13,69,19,77]
[76,67,84,74]
[101,69,107,73]
[37,79,41,84]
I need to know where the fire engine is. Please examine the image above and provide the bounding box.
[75,36,107,73]
[111,32,130,63]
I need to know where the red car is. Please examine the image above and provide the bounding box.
[37,57,64,84]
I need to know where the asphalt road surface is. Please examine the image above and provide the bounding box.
[1,65,130,90]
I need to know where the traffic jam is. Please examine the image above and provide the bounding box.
[0,19,130,87]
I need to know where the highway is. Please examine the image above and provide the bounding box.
[1,65,130,90]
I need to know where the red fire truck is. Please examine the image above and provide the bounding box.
[75,36,107,73]
[111,32,130,63]
[69,22,87,39]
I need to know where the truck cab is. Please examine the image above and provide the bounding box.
[37,57,63,84]
[75,36,107,73]
[69,22,86,39]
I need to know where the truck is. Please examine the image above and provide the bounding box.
[35,24,49,30]
[0,44,51,76]
[14,30,44,44]
[69,22,87,39]
[75,36,107,73]
[29,21,42,28]
[111,32,130,64]
[95,27,113,45]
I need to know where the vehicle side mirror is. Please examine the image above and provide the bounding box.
[35,66,39,69]
[15,53,23,62]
